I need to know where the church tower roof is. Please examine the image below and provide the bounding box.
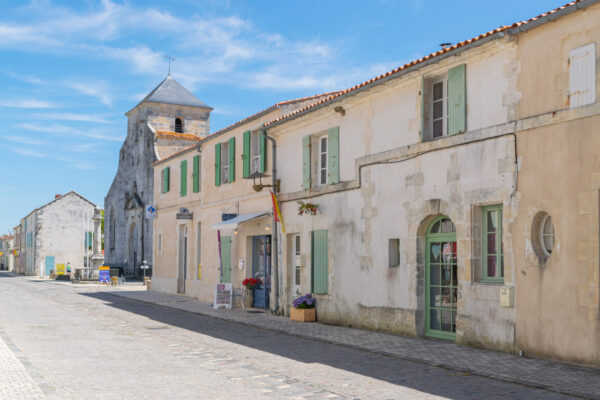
[131,75,212,111]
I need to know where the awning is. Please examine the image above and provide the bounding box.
[210,211,270,231]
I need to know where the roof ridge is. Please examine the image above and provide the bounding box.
[265,0,589,127]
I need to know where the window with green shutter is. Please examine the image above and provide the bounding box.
[180,160,187,196]
[243,130,251,178]
[482,205,503,282]
[193,155,200,193]
[162,167,170,193]
[302,135,311,189]
[421,63,466,141]
[311,230,329,294]
[215,143,221,186]
[327,127,339,184]
[228,137,235,183]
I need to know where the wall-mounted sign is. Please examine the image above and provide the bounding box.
[146,205,156,219]
[213,283,233,309]
[177,207,193,220]
[55,263,65,275]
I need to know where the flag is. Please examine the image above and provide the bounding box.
[270,191,285,234]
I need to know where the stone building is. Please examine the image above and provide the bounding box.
[17,192,97,276]
[0,235,14,271]
[104,75,212,276]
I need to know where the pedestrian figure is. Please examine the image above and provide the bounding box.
[66,262,71,276]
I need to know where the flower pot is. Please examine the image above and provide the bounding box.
[243,288,254,309]
[290,307,316,322]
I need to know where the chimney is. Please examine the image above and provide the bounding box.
[55,194,61,199]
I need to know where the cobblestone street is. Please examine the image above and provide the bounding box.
[0,273,592,399]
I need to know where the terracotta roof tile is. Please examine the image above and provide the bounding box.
[265,0,586,127]
[155,130,202,141]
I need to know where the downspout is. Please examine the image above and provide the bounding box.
[261,126,279,314]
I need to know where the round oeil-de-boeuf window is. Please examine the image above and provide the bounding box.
[532,212,554,261]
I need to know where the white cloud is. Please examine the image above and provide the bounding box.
[9,147,47,158]
[30,112,112,124]
[3,135,47,146]
[66,80,113,107]
[18,122,124,142]
[0,99,56,108]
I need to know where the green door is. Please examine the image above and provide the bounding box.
[425,216,457,340]
[220,236,232,283]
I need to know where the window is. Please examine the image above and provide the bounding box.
[161,167,170,193]
[175,117,183,133]
[158,233,162,252]
[482,205,503,282]
[421,64,466,141]
[569,43,596,108]
[319,135,328,185]
[389,238,400,267]
[85,231,93,251]
[311,230,328,294]
[302,127,339,189]
[243,130,265,178]
[221,142,229,184]
[196,222,201,280]
[294,235,301,291]
[532,212,554,261]
[215,138,235,186]
[431,79,447,138]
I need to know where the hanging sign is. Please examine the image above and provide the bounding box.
[55,263,65,275]
[213,283,233,309]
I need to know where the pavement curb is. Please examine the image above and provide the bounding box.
[102,291,597,400]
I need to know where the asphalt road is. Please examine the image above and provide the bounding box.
[0,273,578,399]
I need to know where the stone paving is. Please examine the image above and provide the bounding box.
[0,273,595,399]
[102,286,600,400]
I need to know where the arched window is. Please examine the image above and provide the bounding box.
[175,117,183,133]
[109,207,116,250]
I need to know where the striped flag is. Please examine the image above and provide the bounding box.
[270,191,285,234]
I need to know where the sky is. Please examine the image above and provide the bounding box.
[0,0,569,233]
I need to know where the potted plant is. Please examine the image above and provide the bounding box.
[242,278,261,308]
[297,201,319,216]
[290,293,316,322]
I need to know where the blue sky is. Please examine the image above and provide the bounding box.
[0,0,568,233]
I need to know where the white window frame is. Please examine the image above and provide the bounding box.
[250,131,261,174]
[430,78,448,139]
[540,214,554,257]
[318,135,328,186]
[221,142,229,184]
[293,234,301,295]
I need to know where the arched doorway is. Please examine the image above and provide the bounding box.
[129,222,138,276]
[425,216,457,340]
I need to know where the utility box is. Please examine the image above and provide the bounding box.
[500,286,514,307]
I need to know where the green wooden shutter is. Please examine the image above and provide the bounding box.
[180,160,187,196]
[215,143,221,187]
[162,169,167,193]
[259,131,266,173]
[420,76,425,140]
[243,130,251,178]
[448,63,466,135]
[311,230,329,294]
[165,167,170,192]
[302,135,311,189]
[327,127,339,184]
[228,137,235,183]
[193,155,200,193]
[220,236,232,283]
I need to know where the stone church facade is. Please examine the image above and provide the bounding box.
[104,76,212,275]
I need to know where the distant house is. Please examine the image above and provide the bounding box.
[17,192,97,276]
[104,76,212,277]
[0,235,14,271]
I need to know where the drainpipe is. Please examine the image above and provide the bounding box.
[261,126,279,314]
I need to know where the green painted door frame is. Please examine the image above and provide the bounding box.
[425,216,457,341]
[220,236,232,283]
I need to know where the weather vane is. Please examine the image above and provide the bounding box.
[164,55,176,76]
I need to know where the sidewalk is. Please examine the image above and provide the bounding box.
[105,289,600,400]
